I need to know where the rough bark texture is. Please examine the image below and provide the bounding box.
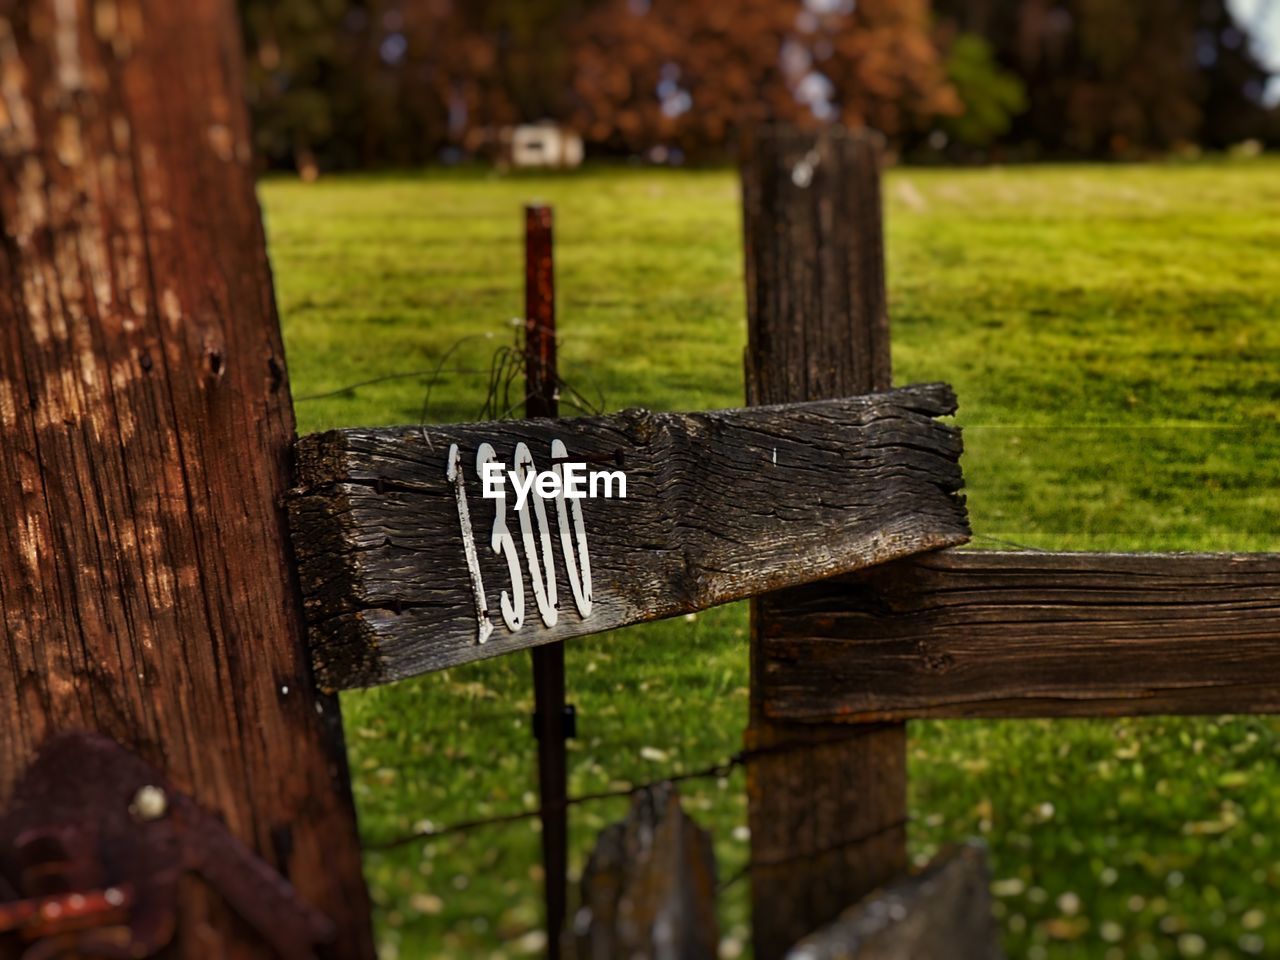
[0,2,373,956]
[784,844,1003,960]
[574,784,719,960]
[743,125,916,960]
[289,390,968,688]
[763,550,1280,722]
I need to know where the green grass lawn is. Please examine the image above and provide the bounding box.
[261,159,1280,960]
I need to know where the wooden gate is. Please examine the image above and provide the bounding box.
[1,4,1277,957]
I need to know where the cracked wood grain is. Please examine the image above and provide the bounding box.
[762,550,1280,722]
[0,2,373,956]
[287,386,969,689]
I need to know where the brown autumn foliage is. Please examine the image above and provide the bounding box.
[238,0,1275,168]
[569,0,961,156]
[394,0,517,152]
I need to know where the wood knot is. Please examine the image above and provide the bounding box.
[620,407,657,444]
[267,356,284,392]
[916,639,954,673]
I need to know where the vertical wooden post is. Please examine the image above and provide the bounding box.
[741,126,904,959]
[525,204,569,958]
[0,1,374,956]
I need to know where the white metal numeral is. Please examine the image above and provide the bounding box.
[477,442,525,632]
[550,438,592,617]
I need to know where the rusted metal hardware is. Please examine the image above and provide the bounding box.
[525,202,571,960]
[531,705,577,741]
[0,731,333,959]
[523,203,557,420]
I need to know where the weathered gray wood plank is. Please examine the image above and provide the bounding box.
[574,783,718,960]
[762,550,1280,722]
[785,843,1002,960]
[288,385,969,688]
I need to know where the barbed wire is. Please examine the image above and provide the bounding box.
[715,815,911,893]
[366,724,895,852]
[294,366,495,402]
[293,321,605,429]
[368,755,741,852]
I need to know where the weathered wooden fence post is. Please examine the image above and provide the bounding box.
[0,1,374,955]
[742,125,904,958]
[575,784,719,960]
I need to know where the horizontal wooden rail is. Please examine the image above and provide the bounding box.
[289,385,968,688]
[762,550,1280,722]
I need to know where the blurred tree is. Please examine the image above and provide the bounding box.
[238,0,1277,167]
[569,0,960,158]
[391,0,513,158]
[241,0,372,171]
[1197,0,1280,146]
[933,0,1278,155]
[940,33,1027,147]
[241,0,602,168]
[463,0,597,121]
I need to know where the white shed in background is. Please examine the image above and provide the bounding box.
[502,123,585,169]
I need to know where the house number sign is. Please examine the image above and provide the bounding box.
[446,440,628,644]
[289,387,969,687]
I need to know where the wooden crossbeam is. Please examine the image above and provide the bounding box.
[287,386,969,688]
[762,550,1280,722]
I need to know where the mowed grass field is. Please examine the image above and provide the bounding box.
[260,160,1280,960]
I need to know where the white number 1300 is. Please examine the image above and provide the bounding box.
[447,440,593,644]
